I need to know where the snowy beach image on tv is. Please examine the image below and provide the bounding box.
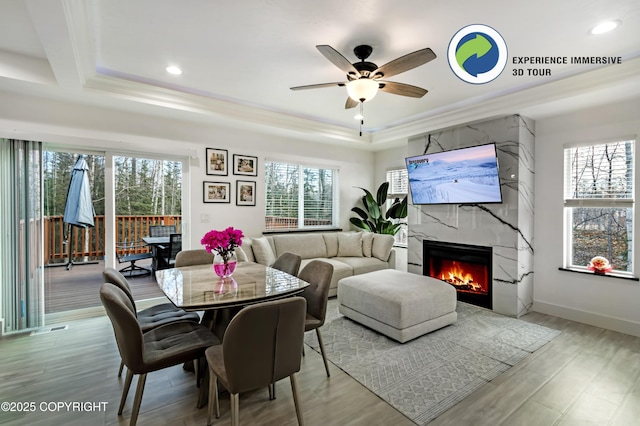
[406,143,502,205]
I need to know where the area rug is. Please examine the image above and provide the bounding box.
[304,299,561,425]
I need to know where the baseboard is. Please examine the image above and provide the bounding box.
[533,300,640,338]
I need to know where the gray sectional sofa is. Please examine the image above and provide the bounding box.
[237,232,396,297]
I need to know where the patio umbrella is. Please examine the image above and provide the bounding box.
[62,156,96,270]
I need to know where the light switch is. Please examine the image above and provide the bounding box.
[200,214,210,223]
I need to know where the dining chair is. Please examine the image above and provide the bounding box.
[271,252,302,277]
[100,283,219,426]
[102,267,200,377]
[175,249,214,267]
[148,225,176,262]
[148,225,176,237]
[299,260,334,377]
[158,233,182,269]
[205,297,306,426]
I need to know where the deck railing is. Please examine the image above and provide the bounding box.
[44,215,182,264]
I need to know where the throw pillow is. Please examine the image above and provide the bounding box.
[361,232,374,257]
[252,237,276,265]
[236,246,249,262]
[372,234,394,261]
[323,233,339,258]
[337,232,363,257]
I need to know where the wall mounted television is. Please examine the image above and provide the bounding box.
[405,143,503,205]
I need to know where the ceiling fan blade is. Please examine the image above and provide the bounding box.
[373,48,436,79]
[379,81,428,98]
[316,45,361,78]
[345,97,359,109]
[290,82,346,91]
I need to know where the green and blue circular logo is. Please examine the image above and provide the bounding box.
[448,24,507,84]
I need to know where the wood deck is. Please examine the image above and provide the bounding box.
[44,259,165,314]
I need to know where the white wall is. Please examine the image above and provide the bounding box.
[0,91,375,250]
[534,97,640,337]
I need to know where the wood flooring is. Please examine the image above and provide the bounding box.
[1,305,639,425]
[44,259,164,314]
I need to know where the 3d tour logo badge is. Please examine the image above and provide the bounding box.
[448,24,508,84]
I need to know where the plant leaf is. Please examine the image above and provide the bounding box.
[376,182,390,206]
[351,206,368,220]
[349,217,371,231]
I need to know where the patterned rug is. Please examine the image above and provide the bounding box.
[304,299,560,425]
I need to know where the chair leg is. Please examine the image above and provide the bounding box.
[230,393,240,426]
[290,373,304,426]
[316,328,330,377]
[118,360,125,377]
[130,373,147,426]
[118,369,134,414]
[207,369,219,425]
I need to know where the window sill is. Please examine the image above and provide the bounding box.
[263,227,342,235]
[558,267,639,281]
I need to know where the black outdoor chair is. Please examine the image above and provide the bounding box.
[116,240,153,277]
[158,233,182,270]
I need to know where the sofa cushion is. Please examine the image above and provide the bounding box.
[273,234,327,259]
[300,257,353,290]
[322,233,339,258]
[252,237,276,265]
[239,238,255,262]
[372,234,394,261]
[361,232,374,257]
[337,232,363,257]
[333,256,388,275]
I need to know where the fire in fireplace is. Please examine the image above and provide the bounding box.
[423,240,492,309]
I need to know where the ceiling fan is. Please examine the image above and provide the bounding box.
[290,44,437,109]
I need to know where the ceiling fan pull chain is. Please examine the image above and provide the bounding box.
[359,102,364,137]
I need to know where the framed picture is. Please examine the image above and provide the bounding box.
[233,154,258,176]
[206,148,228,176]
[203,181,230,203]
[236,180,256,206]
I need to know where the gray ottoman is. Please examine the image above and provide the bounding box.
[337,269,457,343]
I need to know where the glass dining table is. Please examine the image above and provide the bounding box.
[155,261,309,314]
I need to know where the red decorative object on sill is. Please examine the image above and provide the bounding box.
[587,256,613,275]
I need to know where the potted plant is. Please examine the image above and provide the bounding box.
[350,182,408,235]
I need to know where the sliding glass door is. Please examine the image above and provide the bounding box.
[0,139,45,332]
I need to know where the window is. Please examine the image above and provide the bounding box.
[563,140,634,274]
[387,168,408,246]
[265,161,338,230]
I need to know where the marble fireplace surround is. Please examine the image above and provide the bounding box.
[407,115,535,317]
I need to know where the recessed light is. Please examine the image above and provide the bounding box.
[589,20,621,35]
[166,65,182,75]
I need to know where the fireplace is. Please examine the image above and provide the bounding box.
[423,240,492,309]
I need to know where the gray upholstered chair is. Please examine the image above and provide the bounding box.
[271,252,302,277]
[299,260,334,377]
[102,267,200,377]
[175,249,214,267]
[100,283,219,426]
[205,297,306,426]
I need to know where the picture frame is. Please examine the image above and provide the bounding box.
[203,181,230,203]
[233,154,258,176]
[206,148,228,176]
[236,180,256,206]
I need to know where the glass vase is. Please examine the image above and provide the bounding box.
[213,250,237,278]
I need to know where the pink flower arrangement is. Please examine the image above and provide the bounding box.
[201,227,244,259]
[587,256,613,274]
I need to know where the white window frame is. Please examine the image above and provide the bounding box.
[386,168,408,247]
[562,138,636,276]
[265,160,339,231]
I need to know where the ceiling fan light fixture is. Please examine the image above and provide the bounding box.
[166,65,182,75]
[346,78,378,102]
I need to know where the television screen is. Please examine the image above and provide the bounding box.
[405,143,502,205]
